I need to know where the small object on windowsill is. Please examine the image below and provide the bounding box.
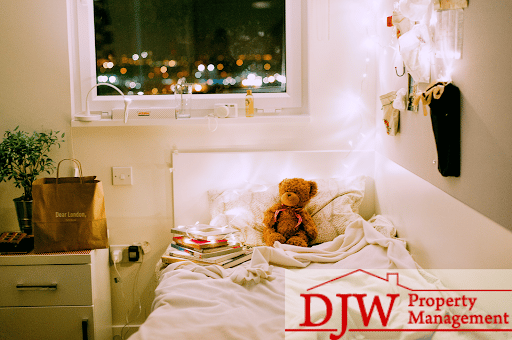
[75,83,130,122]
[255,108,283,116]
[174,78,192,119]
[176,113,191,119]
[101,111,112,120]
[245,90,254,117]
[75,113,102,121]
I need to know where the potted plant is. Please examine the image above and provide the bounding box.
[0,126,65,234]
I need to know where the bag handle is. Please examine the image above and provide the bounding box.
[56,159,83,184]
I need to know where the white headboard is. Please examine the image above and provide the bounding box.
[172,150,375,227]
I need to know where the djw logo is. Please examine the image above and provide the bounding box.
[299,293,400,339]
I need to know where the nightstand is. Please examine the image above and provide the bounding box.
[0,248,112,340]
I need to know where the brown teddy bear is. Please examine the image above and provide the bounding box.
[262,178,318,247]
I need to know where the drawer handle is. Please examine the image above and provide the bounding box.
[82,319,88,340]
[16,284,58,291]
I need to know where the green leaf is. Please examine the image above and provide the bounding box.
[0,126,65,198]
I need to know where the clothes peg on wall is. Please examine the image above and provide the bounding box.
[413,82,448,116]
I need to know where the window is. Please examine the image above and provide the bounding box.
[94,0,286,96]
[68,0,303,118]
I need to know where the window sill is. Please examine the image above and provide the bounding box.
[70,114,310,127]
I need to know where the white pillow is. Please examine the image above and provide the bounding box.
[310,191,363,244]
[208,184,278,246]
[208,176,366,246]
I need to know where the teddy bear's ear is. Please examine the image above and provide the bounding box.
[279,178,288,188]
[309,181,318,198]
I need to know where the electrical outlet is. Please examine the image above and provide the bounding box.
[112,167,132,186]
[112,167,133,186]
[110,244,143,263]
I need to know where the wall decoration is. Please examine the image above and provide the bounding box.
[379,91,400,136]
[390,0,469,84]
[407,73,419,112]
[434,8,465,60]
[434,0,468,10]
[398,23,432,83]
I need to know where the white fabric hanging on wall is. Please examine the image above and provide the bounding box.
[392,10,412,37]
[398,24,432,83]
[393,88,408,110]
[399,0,431,21]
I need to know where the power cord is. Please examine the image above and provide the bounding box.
[120,253,144,340]
[205,113,219,132]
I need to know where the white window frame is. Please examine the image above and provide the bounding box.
[67,0,305,120]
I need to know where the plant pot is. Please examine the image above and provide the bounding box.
[13,198,33,235]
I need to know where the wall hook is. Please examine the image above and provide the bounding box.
[395,63,406,77]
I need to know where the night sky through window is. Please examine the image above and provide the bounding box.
[94,0,286,96]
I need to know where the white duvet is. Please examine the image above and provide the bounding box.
[129,218,510,340]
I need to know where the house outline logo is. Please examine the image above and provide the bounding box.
[306,269,512,293]
[285,269,512,339]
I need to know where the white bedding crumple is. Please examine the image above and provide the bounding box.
[133,217,509,340]
[163,258,276,285]
[161,215,416,286]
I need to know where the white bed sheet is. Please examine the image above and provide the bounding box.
[129,217,508,340]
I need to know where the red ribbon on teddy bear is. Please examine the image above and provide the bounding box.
[274,205,303,229]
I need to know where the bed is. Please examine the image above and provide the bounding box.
[128,151,511,340]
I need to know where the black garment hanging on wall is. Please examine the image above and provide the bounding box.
[428,82,460,177]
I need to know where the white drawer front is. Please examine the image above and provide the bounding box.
[0,264,92,307]
[0,306,94,340]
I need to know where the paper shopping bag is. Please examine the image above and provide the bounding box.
[32,159,108,253]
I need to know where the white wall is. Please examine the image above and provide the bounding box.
[375,0,512,231]
[0,0,73,207]
[0,0,378,326]
[374,153,512,269]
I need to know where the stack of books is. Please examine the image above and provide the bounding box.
[162,224,252,268]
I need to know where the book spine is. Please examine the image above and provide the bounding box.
[161,255,212,266]
[201,244,240,253]
[170,244,202,257]
[171,230,223,241]
[221,253,252,268]
[168,249,244,263]
[199,246,241,258]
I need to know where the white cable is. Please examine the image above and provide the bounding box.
[113,261,125,298]
[121,254,144,340]
[206,113,219,132]
[70,126,76,161]
[112,249,123,263]
[75,83,131,123]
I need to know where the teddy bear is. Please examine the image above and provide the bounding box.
[262,178,318,247]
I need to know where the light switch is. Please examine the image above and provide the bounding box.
[112,167,133,185]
